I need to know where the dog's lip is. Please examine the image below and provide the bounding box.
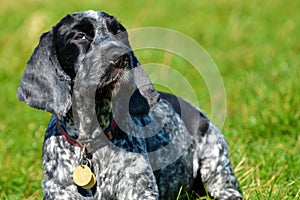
[98,54,130,89]
[99,67,125,89]
[110,67,123,78]
[109,54,130,69]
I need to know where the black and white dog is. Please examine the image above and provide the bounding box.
[17,11,242,199]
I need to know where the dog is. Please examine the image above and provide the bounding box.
[17,10,243,199]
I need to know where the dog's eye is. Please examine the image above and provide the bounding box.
[74,33,89,41]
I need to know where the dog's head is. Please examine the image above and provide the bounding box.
[17,11,160,119]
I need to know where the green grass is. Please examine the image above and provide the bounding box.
[1,0,299,199]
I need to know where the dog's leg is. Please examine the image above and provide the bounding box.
[195,123,243,200]
[93,146,159,200]
[42,183,81,200]
[42,135,83,199]
[112,170,159,200]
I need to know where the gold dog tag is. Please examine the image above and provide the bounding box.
[73,165,96,189]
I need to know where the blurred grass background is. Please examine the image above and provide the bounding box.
[0,0,299,199]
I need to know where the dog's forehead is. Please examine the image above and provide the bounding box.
[73,10,109,21]
[83,10,100,19]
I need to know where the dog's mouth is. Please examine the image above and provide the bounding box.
[99,54,130,90]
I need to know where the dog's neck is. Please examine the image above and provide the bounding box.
[63,98,113,138]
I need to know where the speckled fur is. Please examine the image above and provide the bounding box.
[17,10,243,200]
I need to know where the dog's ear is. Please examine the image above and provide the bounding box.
[17,31,72,118]
[129,52,160,117]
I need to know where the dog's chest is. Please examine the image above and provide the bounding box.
[108,100,195,197]
[42,100,194,198]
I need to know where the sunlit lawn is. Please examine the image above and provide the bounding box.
[0,0,299,199]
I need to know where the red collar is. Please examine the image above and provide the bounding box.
[56,119,115,150]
